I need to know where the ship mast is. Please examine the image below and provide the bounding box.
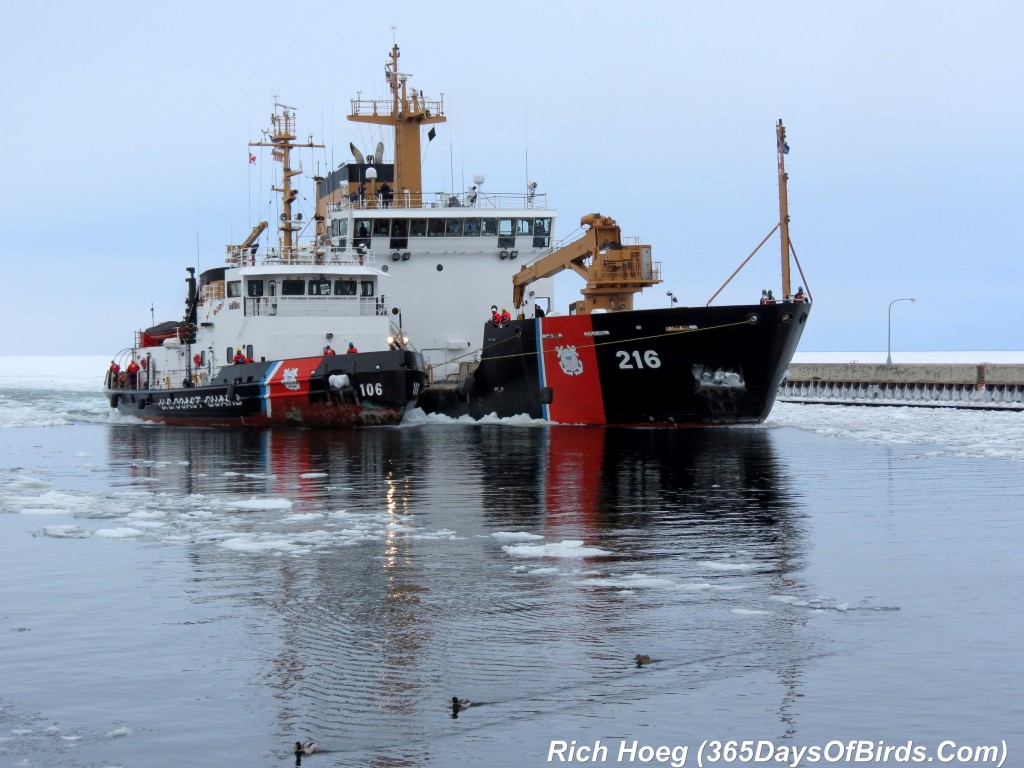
[249,103,324,262]
[777,119,792,299]
[348,45,446,204]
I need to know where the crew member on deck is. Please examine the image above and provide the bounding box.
[500,307,511,325]
[126,358,140,388]
[324,344,336,356]
[794,286,806,303]
[233,349,247,365]
[108,361,120,388]
[490,305,500,325]
[346,341,359,354]
[759,289,771,305]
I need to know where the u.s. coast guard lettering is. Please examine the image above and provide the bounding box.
[156,394,243,410]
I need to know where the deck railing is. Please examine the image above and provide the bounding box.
[327,190,547,213]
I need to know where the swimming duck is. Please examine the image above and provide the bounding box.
[296,740,317,755]
[451,696,471,710]
[635,654,652,667]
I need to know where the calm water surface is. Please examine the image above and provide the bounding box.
[0,402,1021,767]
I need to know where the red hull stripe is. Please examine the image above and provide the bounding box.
[262,357,323,415]
[538,316,606,425]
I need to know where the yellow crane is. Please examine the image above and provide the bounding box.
[512,213,661,315]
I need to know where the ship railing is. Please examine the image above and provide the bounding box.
[327,190,548,213]
[245,295,383,318]
[350,95,446,121]
[589,261,663,283]
[227,244,376,267]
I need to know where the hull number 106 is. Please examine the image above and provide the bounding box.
[359,382,383,397]
[616,350,662,369]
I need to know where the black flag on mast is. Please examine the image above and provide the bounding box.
[427,127,436,141]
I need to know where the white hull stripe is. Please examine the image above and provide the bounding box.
[259,362,285,417]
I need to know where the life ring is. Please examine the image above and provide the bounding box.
[193,353,202,367]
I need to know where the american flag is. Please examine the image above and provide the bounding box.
[385,69,393,85]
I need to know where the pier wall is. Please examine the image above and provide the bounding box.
[779,363,1024,410]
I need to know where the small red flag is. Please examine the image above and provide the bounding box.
[249,153,256,164]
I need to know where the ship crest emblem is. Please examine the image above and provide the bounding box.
[555,345,584,377]
[282,367,301,391]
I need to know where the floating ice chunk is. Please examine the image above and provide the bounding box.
[299,472,328,478]
[491,531,544,542]
[576,573,677,589]
[20,508,69,515]
[106,726,132,738]
[282,512,324,523]
[730,608,771,615]
[40,525,90,538]
[9,476,48,489]
[675,581,714,591]
[218,537,296,553]
[95,528,145,538]
[227,498,293,510]
[698,560,758,571]
[502,540,611,558]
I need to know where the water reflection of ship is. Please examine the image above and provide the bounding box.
[467,425,812,739]
[105,425,814,748]
[107,426,434,751]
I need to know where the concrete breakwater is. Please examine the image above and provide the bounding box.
[779,363,1024,410]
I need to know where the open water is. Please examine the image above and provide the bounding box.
[0,357,1021,768]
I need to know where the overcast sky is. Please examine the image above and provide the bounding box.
[2,0,1021,356]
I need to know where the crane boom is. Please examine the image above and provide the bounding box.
[512,213,661,314]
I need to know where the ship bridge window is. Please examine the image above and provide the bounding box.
[409,219,427,237]
[282,279,305,296]
[534,217,552,248]
[309,279,332,296]
[390,219,409,249]
[227,281,242,298]
[360,280,375,297]
[427,219,446,237]
[481,218,497,236]
[330,218,349,238]
[498,218,515,248]
[446,219,463,236]
[463,218,481,236]
[334,279,357,296]
[372,219,390,237]
[247,280,264,297]
[517,218,534,236]
[354,219,371,248]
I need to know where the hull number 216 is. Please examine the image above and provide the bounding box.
[616,350,662,369]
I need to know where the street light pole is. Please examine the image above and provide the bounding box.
[886,297,917,365]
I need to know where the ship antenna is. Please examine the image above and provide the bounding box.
[777,119,792,299]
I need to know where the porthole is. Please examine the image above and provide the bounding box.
[436,264,444,271]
